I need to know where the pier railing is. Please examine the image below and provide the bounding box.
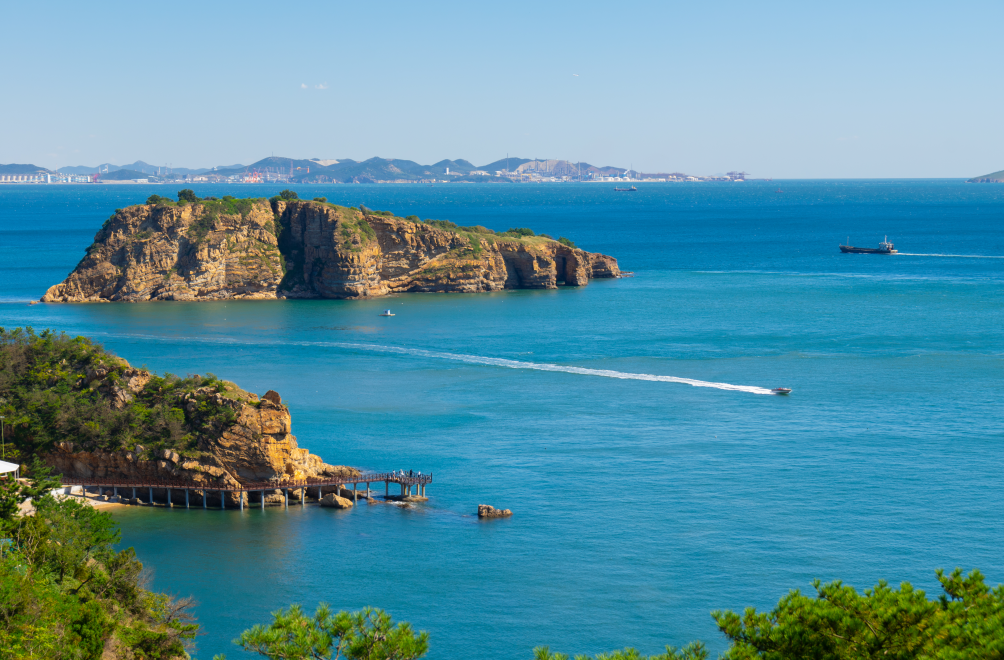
[60,471,433,493]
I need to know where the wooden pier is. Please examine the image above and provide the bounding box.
[58,471,433,510]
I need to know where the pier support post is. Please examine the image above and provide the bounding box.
[185,489,189,509]
[261,490,265,510]
[132,487,136,500]
[318,486,321,501]
[284,488,288,508]
[221,491,225,510]
[301,486,305,506]
[385,481,389,497]
[421,484,425,497]
[240,492,244,511]
[353,483,357,502]
[149,487,153,505]
[167,488,172,508]
[113,487,117,498]
[203,490,207,509]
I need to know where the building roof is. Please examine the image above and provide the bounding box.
[0,460,19,474]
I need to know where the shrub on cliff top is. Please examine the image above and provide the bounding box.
[177,189,199,203]
[501,227,535,238]
[279,190,298,200]
[0,327,240,461]
[558,237,577,248]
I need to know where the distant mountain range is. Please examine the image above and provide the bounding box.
[4,156,648,182]
[56,160,232,176]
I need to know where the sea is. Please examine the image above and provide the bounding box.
[1,180,1002,659]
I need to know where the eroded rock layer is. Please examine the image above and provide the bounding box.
[43,199,620,302]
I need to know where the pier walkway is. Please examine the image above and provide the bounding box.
[59,471,433,510]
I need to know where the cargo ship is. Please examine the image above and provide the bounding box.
[839,236,897,254]
[614,186,637,192]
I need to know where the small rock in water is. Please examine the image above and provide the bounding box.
[320,493,354,509]
[478,504,512,519]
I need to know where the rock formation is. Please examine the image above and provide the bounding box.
[44,361,357,506]
[320,493,354,509]
[478,504,512,518]
[42,198,620,302]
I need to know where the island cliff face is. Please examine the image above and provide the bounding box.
[42,199,620,302]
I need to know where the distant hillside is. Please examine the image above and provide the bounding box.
[969,169,1004,183]
[214,156,319,177]
[0,163,52,175]
[98,169,154,180]
[477,157,532,172]
[59,161,228,175]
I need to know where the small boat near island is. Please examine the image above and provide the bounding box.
[840,236,897,254]
[379,310,395,316]
[614,186,637,192]
[771,388,792,395]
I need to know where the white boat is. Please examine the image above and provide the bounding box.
[771,387,792,395]
[379,310,395,316]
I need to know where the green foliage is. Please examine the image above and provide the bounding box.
[0,327,238,462]
[313,197,328,203]
[222,605,428,660]
[502,227,535,238]
[145,195,176,206]
[422,219,458,231]
[279,190,298,200]
[405,215,419,222]
[533,644,708,660]
[712,569,1004,659]
[0,474,198,659]
[186,196,258,245]
[177,189,199,203]
[558,237,577,248]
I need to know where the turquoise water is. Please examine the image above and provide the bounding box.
[1,181,1003,658]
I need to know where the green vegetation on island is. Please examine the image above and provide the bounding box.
[0,326,246,466]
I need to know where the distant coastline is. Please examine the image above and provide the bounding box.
[0,156,752,185]
[968,169,1004,183]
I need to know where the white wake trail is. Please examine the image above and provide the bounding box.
[94,332,775,395]
[896,253,1004,259]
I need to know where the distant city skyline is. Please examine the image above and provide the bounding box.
[1,0,1002,178]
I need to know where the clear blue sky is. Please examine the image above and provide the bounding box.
[2,0,1001,177]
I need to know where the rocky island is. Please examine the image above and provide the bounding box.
[42,191,620,302]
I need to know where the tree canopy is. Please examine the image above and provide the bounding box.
[216,605,429,660]
[0,472,198,659]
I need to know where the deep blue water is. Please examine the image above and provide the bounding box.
[1,181,1002,659]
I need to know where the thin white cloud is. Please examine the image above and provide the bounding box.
[301,83,308,89]
[315,83,329,90]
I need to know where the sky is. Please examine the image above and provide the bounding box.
[1,0,1001,178]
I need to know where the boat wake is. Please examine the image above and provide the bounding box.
[94,332,776,395]
[896,253,1004,259]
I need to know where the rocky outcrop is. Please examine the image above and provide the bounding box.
[43,199,620,302]
[43,360,357,506]
[320,493,354,509]
[43,199,283,302]
[477,504,512,518]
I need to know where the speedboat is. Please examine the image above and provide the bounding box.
[379,310,395,316]
[771,387,792,395]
